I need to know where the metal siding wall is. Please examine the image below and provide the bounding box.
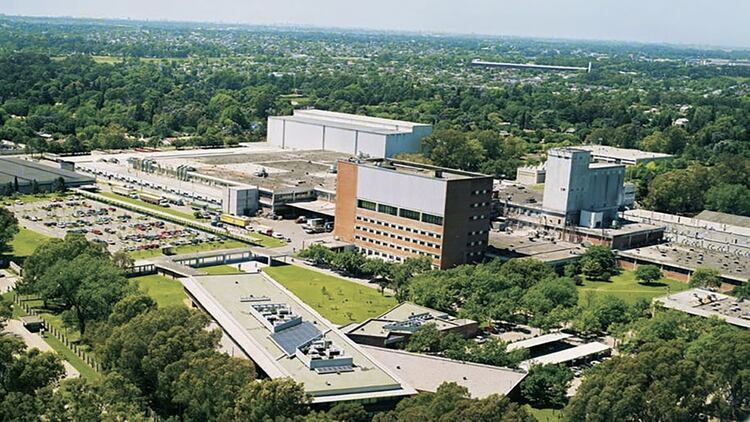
[266,117,285,147]
[324,126,357,155]
[356,132,387,158]
[283,121,325,150]
[356,166,447,215]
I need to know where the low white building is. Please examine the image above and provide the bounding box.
[222,185,259,216]
[267,109,432,158]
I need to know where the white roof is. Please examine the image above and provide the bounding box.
[271,109,430,136]
[575,145,672,161]
[520,342,610,370]
[361,345,527,399]
[506,332,573,351]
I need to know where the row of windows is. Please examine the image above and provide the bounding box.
[355,215,442,239]
[470,202,490,208]
[471,189,490,196]
[357,199,444,226]
[355,225,441,249]
[468,230,488,236]
[355,235,441,260]
[469,214,488,221]
[467,240,486,247]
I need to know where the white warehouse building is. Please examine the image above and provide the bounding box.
[267,109,432,158]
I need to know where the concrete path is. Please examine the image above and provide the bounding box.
[4,319,80,379]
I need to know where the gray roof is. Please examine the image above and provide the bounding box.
[694,210,750,230]
[0,157,94,185]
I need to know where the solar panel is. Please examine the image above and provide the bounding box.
[271,321,322,356]
[315,365,354,374]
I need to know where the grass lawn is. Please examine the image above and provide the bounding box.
[246,232,286,248]
[263,264,396,325]
[6,227,51,262]
[525,405,563,422]
[98,191,199,222]
[577,270,690,305]
[133,274,186,308]
[129,239,248,260]
[42,333,100,380]
[201,264,243,275]
[1,192,69,206]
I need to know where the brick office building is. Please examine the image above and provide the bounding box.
[334,159,493,269]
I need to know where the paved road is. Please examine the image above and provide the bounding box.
[4,319,80,379]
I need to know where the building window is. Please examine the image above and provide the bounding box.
[357,199,376,211]
[377,204,398,216]
[399,208,420,221]
[421,213,444,226]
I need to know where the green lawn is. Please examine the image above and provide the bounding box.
[128,239,248,260]
[6,227,51,262]
[98,191,199,221]
[42,333,100,380]
[246,232,286,248]
[263,265,396,325]
[1,192,69,206]
[577,270,690,305]
[201,264,243,275]
[133,274,186,308]
[526,405,563,422]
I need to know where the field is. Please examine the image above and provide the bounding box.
[526,405,563,422]
[263,264,396,325]
[201,264,243,275]
[133,274,186,308]
[98,191,199,221]
[577,270,690,305]
[128,239,247,260]
[7,227,51,260]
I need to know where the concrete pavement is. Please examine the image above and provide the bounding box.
[4,319,80,379]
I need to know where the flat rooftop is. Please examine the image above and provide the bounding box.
[575,145,673,162]
[507,332,573,351]
[356,159,492,182]
[487,231,585,264]
[346,302,476,339]
[0,157,94,185]
[273,109,430,136]
[694,210,750,230]
[655,289,750,329]
[519,342,611,370]
[619,243,750,283]
[361,345,527,399]
[181,273,415,403]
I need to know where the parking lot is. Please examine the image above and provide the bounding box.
[13,195,231,258]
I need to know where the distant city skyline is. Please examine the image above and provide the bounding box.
[2,1,750,49]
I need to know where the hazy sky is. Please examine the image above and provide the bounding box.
[3,0,750,48]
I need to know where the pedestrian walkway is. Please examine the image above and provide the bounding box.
[4,319,80,379]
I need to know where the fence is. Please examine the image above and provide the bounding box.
[12,293,102,373]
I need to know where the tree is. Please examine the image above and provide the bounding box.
[689,267,722,289]
[327,402,369,422]
[298,244,334,267]
[521,278,578,328]
[573,295,632,334]
[579,245,617,281]
[108,293,157,326]
[44,372,147,421]
[233,378,309,421]
[21,233,109,287]
[634,264,662,285]
[0,207,18,254]
[704,184,750,217]
[330,250,367,276]
[112,249,134,271]
[30,179,40,194]
[32,253,130,334]
[521,364,573,408]
[643,166,710,215]
[52,176,67,193]
[732,282,750,301]
[101,306,221,398]
[422,129,486,171]
[159,350,257,419]
[405,323,442,353]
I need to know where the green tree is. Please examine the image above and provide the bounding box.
[704,184,750,217]
[52,176,67,193]
[579,245,617,281]
[0,207,19,254]
[689,267,722,289]
[406,323,442,353]
[21,233,109,287]
[30,179,40,194]
[233,378,309,421]
[520,364,573,408]
[327,402,369,422]
[634,264,662,285]
[298,244,334,267]
[422,129,486,171]
[732,282,750,301]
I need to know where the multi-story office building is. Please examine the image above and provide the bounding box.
[334,159,493,269]
[542,148,624,228]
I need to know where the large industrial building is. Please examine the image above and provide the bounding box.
[0,157,94,193]
[181,273,416,404]
[574,145,673,166]
[267,110,433,158]
[334,159,493,269]
[542,148,625,229]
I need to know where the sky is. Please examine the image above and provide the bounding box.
[3,0,750,49]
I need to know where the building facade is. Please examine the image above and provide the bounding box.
[542,148,624,228]
[334,159,493,269]
[222,186,260,216]
[267,110,432,158]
